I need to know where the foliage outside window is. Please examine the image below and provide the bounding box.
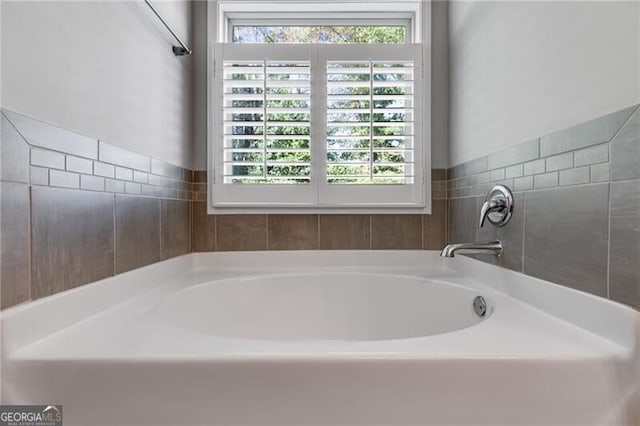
[232,26,407,44]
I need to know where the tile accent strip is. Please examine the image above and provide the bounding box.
[447,105,639,199]
[3,110,193,201]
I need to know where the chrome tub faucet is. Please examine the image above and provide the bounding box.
[441,185,514,258]
[440,241,503,258]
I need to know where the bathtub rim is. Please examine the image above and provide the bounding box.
[1,250,637,356]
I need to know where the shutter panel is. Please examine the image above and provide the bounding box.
[326,60,415,185]
[222,60,311,184]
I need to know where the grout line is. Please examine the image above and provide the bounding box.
[521,193,526,273]
[213,213,217,252]
[421,212,426,250]
[0,177,32,186]
[190,201,195,253]
[265,214,269,250]
[445,199,449,246]
[420,212,425,250]
[112,193,116,276]
[158,198,163,259]
[213,212,219,252]
[317,214,321,249]
[606,142,613,300]
[28,185,33,302]
[608,176,640,185]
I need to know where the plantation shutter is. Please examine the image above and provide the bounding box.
[222,60,312,184]
[325,60,415,184]
[318,44,424,207]
[212,44,316,206]
[212,44,424,209]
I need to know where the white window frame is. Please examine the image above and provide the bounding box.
[207,0,432,214]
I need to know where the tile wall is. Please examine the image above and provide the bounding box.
[191,170,448,252]
[447,105,640,309]
[0,109,448,309]
[0,111,192,308]
[6,104,635,311]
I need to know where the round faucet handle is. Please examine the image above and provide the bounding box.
[478,185,514,228]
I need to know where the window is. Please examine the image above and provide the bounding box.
[209,1,430,212]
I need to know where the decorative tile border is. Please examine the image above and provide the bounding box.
[447,105,639,199]
[2,110,193,201]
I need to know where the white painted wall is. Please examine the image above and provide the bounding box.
[1,0,193,168]
[191,0,208,170]
[448,0,640,167]
[430,0,449,169]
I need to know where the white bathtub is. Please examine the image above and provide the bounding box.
[157,272,489,341]
[1,251,638,425]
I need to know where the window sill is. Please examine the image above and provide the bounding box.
[208,204,432,215]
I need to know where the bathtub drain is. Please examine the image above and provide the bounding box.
[473,296,487,317]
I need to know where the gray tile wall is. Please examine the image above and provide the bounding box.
[1,115,31,308]
[1,182,30,308]
[0,110,193,307]
[447,104,640,309]
[523,185,609,297]
[31,187,115,299]
[609,153,640,307]
[190,169,449,253]
[4,102,637,313]
[160,199,191,259]
[191,207,447,252]
[1,109,448,309]
[115,196,161,274]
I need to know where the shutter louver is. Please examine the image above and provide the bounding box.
[222,60,311,184]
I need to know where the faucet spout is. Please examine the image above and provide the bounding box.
[440,240,503,258]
